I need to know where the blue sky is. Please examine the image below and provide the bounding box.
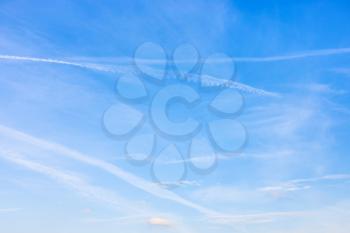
[1,0,350,232]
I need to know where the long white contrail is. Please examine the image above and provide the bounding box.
[0,148,145,215]
[0,54,277,96]
[4,47,350,93]
[3,47,345,67]
[0,124,218,217]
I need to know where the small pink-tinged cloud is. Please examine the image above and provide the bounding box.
[148,217,172,227]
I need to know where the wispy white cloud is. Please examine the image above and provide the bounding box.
[239,201,350,233]
[259,184,311,198]
[242,93,333,167]
[245,101,317,137]
[190,173,350,226]
[260,174,350,197]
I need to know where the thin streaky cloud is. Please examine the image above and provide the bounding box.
[290,174,350,184]
[0,148,148,216]
[83,215,148,224]
[0,208,21,213]
[231,48,350,62]
[203,210,307,225]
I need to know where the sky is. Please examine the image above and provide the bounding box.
[1,0,350,232]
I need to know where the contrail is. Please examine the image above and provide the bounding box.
[0,124,218,217]
[0,54,277,96]
[0,148,145,215]
[0,55,129,74]
[6,47,350,93]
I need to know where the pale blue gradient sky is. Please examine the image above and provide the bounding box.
[1,1,350,233]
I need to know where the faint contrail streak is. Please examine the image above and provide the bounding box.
[230,48,350,62]
[104,47,350,63]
